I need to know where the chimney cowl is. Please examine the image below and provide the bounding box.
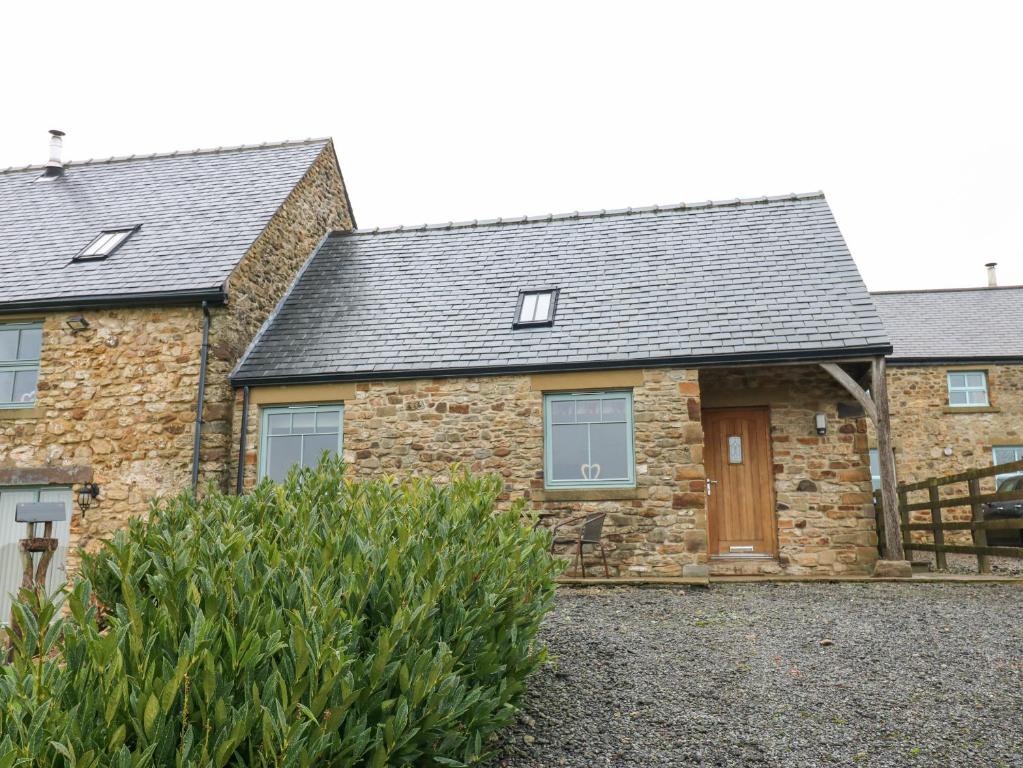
[985,262,998,288]
[41,129,65,178]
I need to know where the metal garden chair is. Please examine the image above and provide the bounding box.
[550,512,610,578]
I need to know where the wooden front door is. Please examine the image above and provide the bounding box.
[703,407,777,557]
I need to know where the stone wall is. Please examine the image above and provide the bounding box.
[0,306,205,554]
[199,142,353,491]
[700,366,878,575]
[884,363,1023,492]
[233,363,879,576]
[0,141,353,560]
[878,363,1023,542]
[232,368,707,576]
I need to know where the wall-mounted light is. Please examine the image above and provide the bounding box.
[66,315,90,332]
[814,412,828,436]
[76,482,100,515]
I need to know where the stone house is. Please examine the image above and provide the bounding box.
[229,192,898,577]
[0,134,354,619]
[871,284,1023,502]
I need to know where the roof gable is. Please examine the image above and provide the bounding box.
[0,139,328,310]
[234,192,890,383]
[872,286,1023,362]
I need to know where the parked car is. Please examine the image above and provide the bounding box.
[982,476,1023,547]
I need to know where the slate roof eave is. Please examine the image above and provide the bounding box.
[230,343,894,386]
[0,286,227,315]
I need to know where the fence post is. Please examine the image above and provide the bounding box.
[928,484,946,570]
[967,476,990,574]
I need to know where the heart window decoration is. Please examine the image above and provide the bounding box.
[580,463,602,481]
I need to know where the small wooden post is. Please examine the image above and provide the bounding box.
[967,476,990,574]
[928,484,946,570]
[871,357,904,561]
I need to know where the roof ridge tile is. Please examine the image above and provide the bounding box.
[0,137,330,175]
[343,191,826,236]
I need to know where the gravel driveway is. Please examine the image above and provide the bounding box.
[488,584,1023,767]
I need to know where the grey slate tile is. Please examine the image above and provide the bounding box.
[235,193,889,381]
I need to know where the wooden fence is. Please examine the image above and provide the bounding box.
[874,458,1023,573]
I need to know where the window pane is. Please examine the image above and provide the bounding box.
[533,292,551,321]
[266,434,302,482]
[0,371,13,402]
[267,413,291,435]
[550,423,589,481]
[315,409,339,433]
[302,433,338,467]
[965,373,985,389]
[520,293,538,322]
[948,390,968,405]
[16,328,41,361]
[292,412,316,434]
[968,389,988,406]
[601,397,628,422]
[82,233,114,256]
[104,231,129,252]
[576,400,601,422]
[0,331,18,360]
[947,373,966,389]
[12,370,37,403]
[590,422,629,480]
[550,400,575,424]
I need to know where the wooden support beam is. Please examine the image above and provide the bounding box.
[871,357,904,561]
[819,363,878,422]
[819,359,904,561]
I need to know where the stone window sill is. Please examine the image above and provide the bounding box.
[0,406,44,420]
[534,487,646,502]
[942,406,1000,414]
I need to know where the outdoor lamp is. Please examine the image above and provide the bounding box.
[76,482,100,515]
[66,314,90,332]
[814,412,828,436]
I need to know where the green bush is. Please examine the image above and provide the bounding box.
[0,460,559,767]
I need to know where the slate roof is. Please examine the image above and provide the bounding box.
[0,139,331,311]
[872,286,1023,362]
[233,192,890,383]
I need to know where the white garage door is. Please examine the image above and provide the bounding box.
[0,487,72,626]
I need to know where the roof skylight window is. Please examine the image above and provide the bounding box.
[75,227,137,261]
[515,289,558,327]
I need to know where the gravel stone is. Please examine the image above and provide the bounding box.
[487,584,1023,767]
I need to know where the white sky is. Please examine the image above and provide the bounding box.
[2,1,1020,291]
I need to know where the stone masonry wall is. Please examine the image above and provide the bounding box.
[0,142,353,562]
[877,363,1023,542]
[232,368,707,576]
[700,366,878,575]
[199,142,353,491]
[0,306,205,554]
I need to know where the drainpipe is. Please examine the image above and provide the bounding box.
[191,302,211,491]
[235,385,250,494]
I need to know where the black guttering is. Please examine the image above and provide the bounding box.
[190,302,212,491]
[0,287,226,315]
[887,356,1023,366]
[231,343,893,387]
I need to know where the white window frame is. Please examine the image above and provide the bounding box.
[0,321,42,408]
[992,445,1023,488]
[258,403,343,482]
[946,370,988,407]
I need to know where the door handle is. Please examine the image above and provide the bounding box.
[706,478,719,496]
